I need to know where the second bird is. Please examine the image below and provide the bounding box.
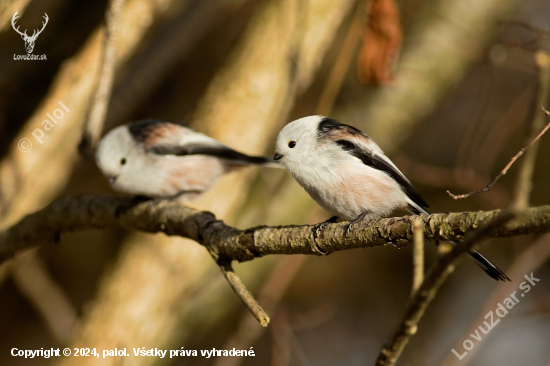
[96,119,278,201]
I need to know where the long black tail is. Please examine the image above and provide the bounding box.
[466,248,510,282]
[410,204,510,282]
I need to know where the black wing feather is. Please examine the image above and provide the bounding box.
[336,139,429,210]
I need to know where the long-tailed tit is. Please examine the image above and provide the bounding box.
[274,115,510,281]
[96,119,278,200]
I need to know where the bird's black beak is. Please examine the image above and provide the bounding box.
[274,152,283,160]
[109,176,117,184]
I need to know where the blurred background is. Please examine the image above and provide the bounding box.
[0,0,549,365]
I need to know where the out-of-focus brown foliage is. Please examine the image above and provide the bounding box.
[1,0,550,365]
[356,0,402,85]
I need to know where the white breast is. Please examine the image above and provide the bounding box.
[286,152,409,220]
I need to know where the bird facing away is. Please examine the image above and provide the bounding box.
[96,119,278,201]
[274,115,510,281]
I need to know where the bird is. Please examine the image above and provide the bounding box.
[95,119,279,201]
[273,115,510,281]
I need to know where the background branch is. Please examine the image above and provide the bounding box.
[412,218,424,296]
[79,0,125,159]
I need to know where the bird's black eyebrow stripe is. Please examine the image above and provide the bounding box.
[128,118,179,142]
[150,144,272,165]
[335,139,429,209]
[317,117,366,141]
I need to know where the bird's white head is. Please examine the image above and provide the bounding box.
[274,115,326,165]
[95,125,143,189]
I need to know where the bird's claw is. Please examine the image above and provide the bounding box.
[312,222,327,241]
[311,216,339,254]
[312,216,339,241]
[148,197,164,210]
[344,211,370,237]
[344,223,353,237]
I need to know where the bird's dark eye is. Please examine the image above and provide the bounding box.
[288,141,296,148]
[120,158,127,165]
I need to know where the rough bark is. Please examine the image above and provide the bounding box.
[2,195,548,264]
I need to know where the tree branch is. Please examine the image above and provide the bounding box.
[1,195,547,329]
[216,260,270,327]
[411,218,424,296]
[2,195,549,265]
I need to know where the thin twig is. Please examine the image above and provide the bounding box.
[217,260,270,327]
[78,0,125,159]
[392,152,511,207]
[412,218,424,296]
[447,109,550,200]
[513,51,550,209]
[213,256,305,366]
[375,212,516,366]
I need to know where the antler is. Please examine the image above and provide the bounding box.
[11,11,28,37]
[30,13,48,39]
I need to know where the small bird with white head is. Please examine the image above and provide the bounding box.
[274,115,509,281]
[96,119,279,201]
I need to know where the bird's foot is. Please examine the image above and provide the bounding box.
[312,216,339,241]
[311,216,338,255]
[344,211,370,236]
[148,197,165,211]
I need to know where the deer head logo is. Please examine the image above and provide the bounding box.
[11,11,48,54]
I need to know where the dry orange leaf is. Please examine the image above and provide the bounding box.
[357,0,403,85]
